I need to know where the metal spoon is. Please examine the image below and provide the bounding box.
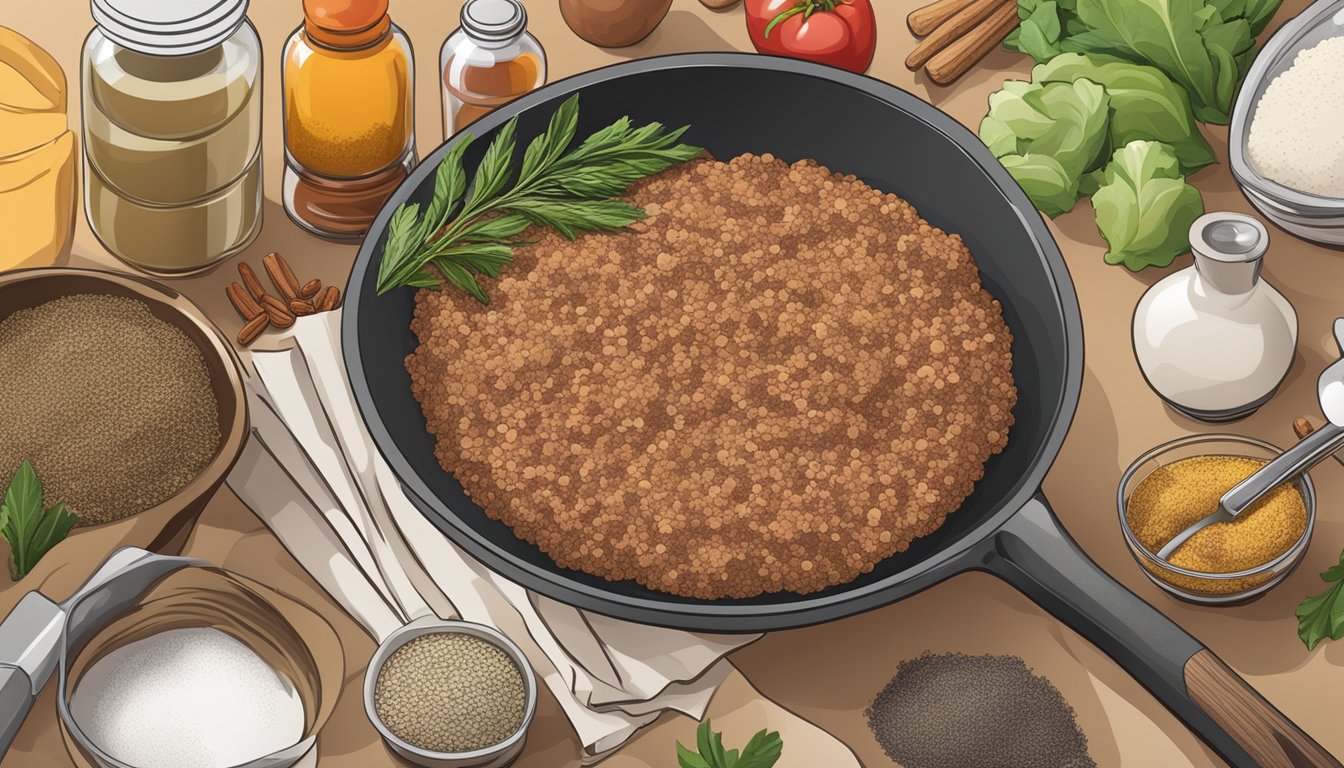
[1157,319,1344,561]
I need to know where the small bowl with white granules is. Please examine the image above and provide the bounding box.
[364,618,537,768]
[1230,0,1344,245]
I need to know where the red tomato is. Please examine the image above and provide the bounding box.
[745,0,876,74]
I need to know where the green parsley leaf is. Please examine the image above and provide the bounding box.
[0,461,78,580]
[1297,550,1344,650]
[676,721,782,768]
[377,93,701,300]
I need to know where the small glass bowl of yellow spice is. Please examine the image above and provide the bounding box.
[1117,434,1315,604]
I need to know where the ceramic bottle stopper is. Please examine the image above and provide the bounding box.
[1133,211,1297,421]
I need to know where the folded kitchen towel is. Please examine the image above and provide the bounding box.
[225,310,759,759]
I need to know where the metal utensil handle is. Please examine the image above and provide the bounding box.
[1157,508,1228,561]
[0,665,33,757]
[1220,422,1344,517]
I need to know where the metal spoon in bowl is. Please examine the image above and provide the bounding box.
[1157,318,1344,562]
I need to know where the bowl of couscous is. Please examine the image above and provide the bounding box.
[1116,434,1316,604]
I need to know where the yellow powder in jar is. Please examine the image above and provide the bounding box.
[1126,455,1306,574]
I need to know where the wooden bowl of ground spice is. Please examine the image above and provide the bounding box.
[364,618,537,768]
[1117,434,1315,604]
[0,268,248,558]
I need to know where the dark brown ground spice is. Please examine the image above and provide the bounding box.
[0,295,221,525]
[406,153,1017,598]
[866,653,1095,768]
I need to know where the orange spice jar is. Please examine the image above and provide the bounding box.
[282,0,416,240]
[441,0,546,138]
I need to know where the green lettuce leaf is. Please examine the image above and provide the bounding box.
[1092,140,1204,270]
[1008,0,1281,124]
[1031,53,1217,172]
[979,78,1111,216]
[1002,154,1081,216]
[1005,0,1066,62]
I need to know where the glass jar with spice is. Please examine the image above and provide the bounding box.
[441,0,546,138]
[283,0,416,241]
[82,0,262,275]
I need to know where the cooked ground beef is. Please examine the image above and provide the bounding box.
[407,153,1016,598]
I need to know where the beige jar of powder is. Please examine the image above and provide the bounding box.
[82,0,262,275]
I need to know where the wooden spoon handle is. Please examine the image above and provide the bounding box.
[925,1,1020,85]
[1185,650,1342,768]
[908,0,981,36]
[905,0,1008,71]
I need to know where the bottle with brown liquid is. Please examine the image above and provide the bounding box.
[282,0,416,241]
[440,0,546,138]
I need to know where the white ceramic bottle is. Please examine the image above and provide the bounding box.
[1133,212,1297,421]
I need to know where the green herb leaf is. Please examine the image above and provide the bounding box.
[519,94,580,182]
[736,729,784,768]
[507,199,645,240]
[677,721,782,768]
[677,742,712,768]
[698,721,727,767]
[377,96,700,301]
[1298,551,1344,650]
[0,461,78,580]
[465,118,520,211]
[420,137,476,243]
[455,213,532,243]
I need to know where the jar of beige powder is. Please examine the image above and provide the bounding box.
[82,0,262,275]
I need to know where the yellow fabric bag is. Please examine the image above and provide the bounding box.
[0,26,74,271]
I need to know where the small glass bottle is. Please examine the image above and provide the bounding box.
[1133,212,1298,422]
[83,0,262,275]
[441,0,546,138]
[283,0,416,241]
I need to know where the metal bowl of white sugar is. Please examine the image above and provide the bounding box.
[1230,0,1344,245]
[56,567,343,768]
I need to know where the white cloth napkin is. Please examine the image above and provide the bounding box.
[225,311,758,760]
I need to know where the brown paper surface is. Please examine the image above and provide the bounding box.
[1,0,1341,766]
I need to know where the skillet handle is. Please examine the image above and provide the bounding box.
[981,494,1338,768]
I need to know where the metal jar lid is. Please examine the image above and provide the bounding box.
[1189,212,1270,295]
[461,0,528,43]
[91,0,250,56]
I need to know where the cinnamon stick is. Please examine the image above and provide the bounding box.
[906,0,1007,71]
[908,0,981,36]
[926,2,1020,85]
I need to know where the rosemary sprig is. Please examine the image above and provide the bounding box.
[377,94,702,301]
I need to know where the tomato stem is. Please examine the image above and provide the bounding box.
[763,0,852,39]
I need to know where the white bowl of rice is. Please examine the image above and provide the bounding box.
[1231,0,1344,245]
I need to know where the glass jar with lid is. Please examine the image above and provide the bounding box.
[82,0,262,275]
[282,0,416,241]
[441,0,546,138]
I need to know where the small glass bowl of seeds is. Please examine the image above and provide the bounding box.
[1117,434,1316,604]
[364,617,537,768]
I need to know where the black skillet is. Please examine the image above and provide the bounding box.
[343,54,1337,768]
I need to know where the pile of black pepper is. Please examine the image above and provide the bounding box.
[865,652,1095,768]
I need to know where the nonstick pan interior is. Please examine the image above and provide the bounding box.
[344,54,1080,631]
